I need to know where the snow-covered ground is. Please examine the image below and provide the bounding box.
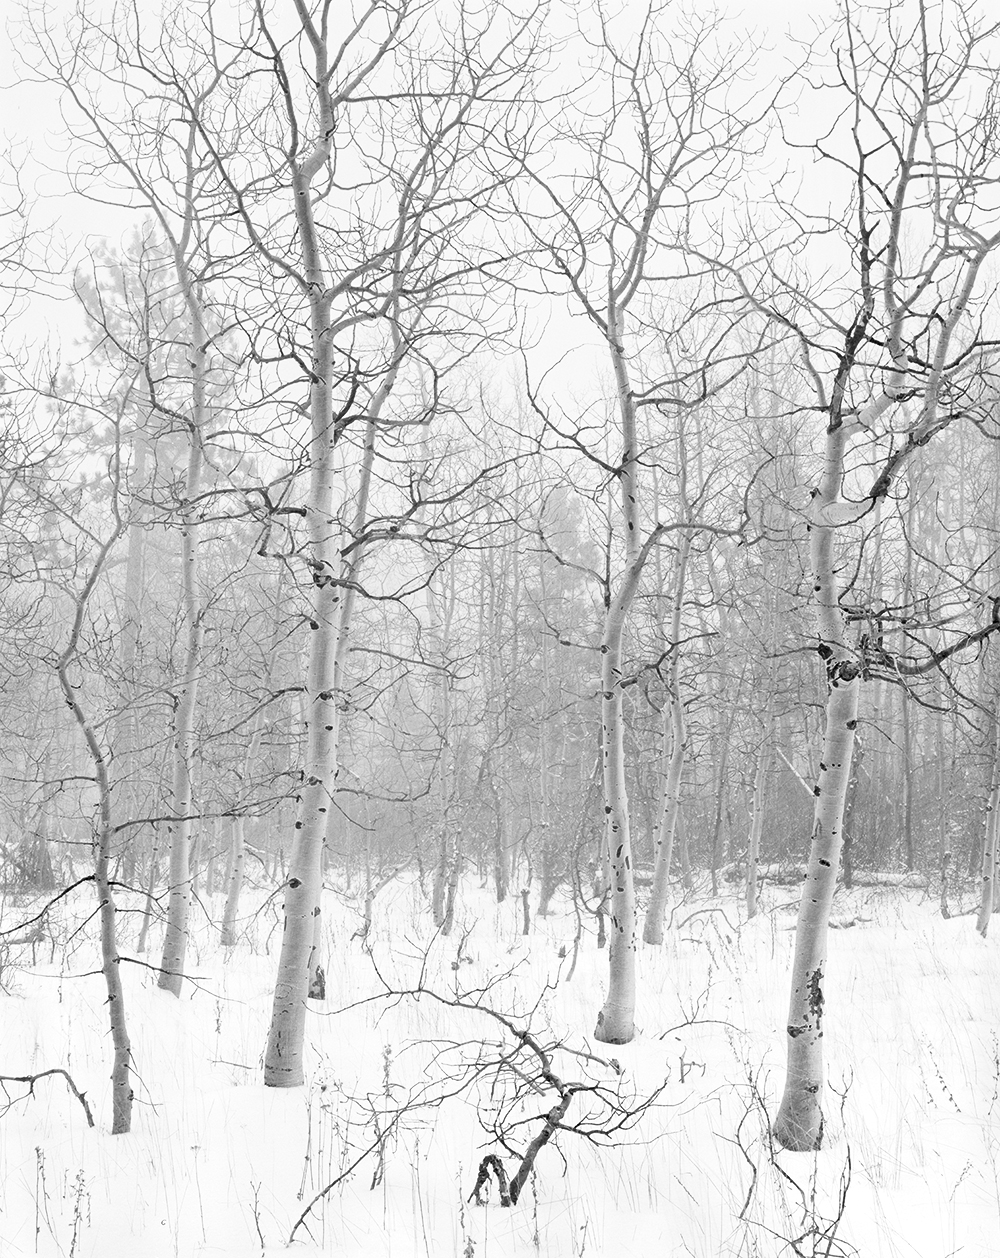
[0,876,996,1257]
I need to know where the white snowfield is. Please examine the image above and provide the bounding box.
[0,876,995,1257]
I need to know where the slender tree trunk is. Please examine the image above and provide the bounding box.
[976,710,1000,937]
[900,690,914,871]
[58,531,133,1134]
[158,211,207,998]
[431,833,449,927]
[426,553,460,936]
[204,816,219,897]
[442,845,461,936]
[677,812,693,890]
[746,742,772,920]
[938,717,951,918]
[707,677,743,897]
[536,583,559,916]
[840,738,862,892]
[481,547,511,905]
[428,565,455,930]
[220,818,245,947]
[643,533,690,945]
[221,575,284,947]
[136,841,158,955]
[157,392,204,995]
[490,768,510,904]
[115,430,148,886]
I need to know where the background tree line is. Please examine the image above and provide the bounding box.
[1,0,999,1145]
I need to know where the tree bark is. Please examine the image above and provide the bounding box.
[643,532,690,945]
[746,741,772,920]
[220,817,245,948]
[58,530,133,1134]
[773,407,860,1151]
[976,710,1000,937]
[594,522,665,1042]
[158,165,208,997]
[772,669,859,1150]
[264,10,343,1086]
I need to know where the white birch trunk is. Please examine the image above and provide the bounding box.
[262,5,350,1083]
[594,305,663,1044]
[135,841,158,955]
[745,742,771,920]
[158,253,206,998]
[537,554,559,916]
[643,531,690,945]
[746,659,779,920]
[976,711,1000,937]
[773,415,860,1150]
[220,817,245,948]
[263,351,339,1083]
[594,592,638,1042]
[58,531,133,1133]
[116,429,147,889]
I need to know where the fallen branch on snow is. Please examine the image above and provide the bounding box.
[0,1068,95,1127]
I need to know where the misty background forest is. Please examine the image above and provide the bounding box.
[0,0,999,1254]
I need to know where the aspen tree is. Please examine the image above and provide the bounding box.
[516,3,762,1043]
[27,19,225,997]
[642,457,692,944]
[976,712,1000,936]
[50,407,134,1133]
[58,530,134,1133]
[728,0,1000,1149]
[241,1,544,1083]
[157,188,208,996]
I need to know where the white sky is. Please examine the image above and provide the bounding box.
[0,0,827,234]
[0,0,844,377]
